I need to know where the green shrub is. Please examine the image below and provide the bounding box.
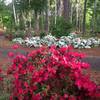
[14,30,25,38]
[50,17,73,37]
[40,32,46,38]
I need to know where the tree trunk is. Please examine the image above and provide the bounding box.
[29,0,32,29]
[0,15,4,28]
[41,12,44,32]
[44,0,50,33]
[35,12,40,35]
[82,0,87,34]
[55,0,57,25]
[63,0,70,21]
[57,0,61,16]
[59,0,63,16]
[76,0,79,31]
[29,11,32,29]
[78,6,82,32]
[19,11,25,30]
[70,2,73,24]
[92,0,98,33]
[12,0,17,25]
[45,11,49,33]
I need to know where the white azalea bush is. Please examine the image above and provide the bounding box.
[56,36,71,47]
[12,33,100,48]
[12,38,24,44]
[41,34,57,46]
[72,37,100,49]
[24,37,42,47]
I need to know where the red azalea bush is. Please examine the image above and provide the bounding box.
[7,46,99,100]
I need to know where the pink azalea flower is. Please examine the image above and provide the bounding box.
[24,82,29,88]
[12,44,19,49]
[14,73,19,79]
[64,94,69,98]
[32,93,42,100]
[8,52,14,58]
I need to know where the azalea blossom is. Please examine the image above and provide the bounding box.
[12,44,20,49]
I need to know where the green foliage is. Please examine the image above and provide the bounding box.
[50,17,72,37]
[5,30,26,39]
[87,0,100,33]
[40,32,46,38]
[30,0,47,13]
[95,15,100,33]
[3,15,13,29]
[14,30,26,38]
[15,0,30,12]
[0,0,13,30]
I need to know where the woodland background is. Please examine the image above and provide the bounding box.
[0,0,100,37]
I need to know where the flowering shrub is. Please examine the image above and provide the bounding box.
[7,45,100,100]
[41,34,57,46]
[12,38,24,44]
[24,37,42,47]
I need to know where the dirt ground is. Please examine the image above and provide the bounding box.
[76,48,100,57]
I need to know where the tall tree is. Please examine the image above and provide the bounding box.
[57,0,61,16]
[55,0,57,24]
[44,0,50,33]
[12,0,21,26]
[92,0,98,33]
[30,0,47,34]
[63,0,71,21]
[0,0,12,29]
[0,0,5,28]
[82,0,87,34]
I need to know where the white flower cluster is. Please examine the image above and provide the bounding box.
[40,35,57,46]
[12,38,24,44]
[73,37,100,48]
[12,33,100,48]
[24,37,42,47]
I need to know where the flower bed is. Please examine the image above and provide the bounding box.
[12,33,100,48]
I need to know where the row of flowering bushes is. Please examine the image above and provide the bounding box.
[12,33,100,48]
[0,44,99,100]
